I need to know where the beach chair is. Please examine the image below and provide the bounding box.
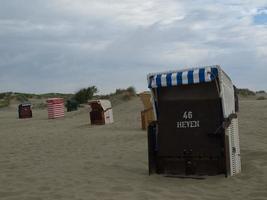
[147,65,241,177]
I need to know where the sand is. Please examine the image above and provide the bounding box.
[0,98,267,200]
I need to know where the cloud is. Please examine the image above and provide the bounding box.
[0,0,267,93]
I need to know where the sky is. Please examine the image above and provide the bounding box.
[0,0,267,94]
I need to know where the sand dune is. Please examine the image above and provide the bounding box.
[0,98,267,200]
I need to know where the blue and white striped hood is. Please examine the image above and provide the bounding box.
[148,66,219,88]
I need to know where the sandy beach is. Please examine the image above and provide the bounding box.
[0,98,267,200]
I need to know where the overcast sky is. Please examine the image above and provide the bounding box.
[0,0,267,94]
